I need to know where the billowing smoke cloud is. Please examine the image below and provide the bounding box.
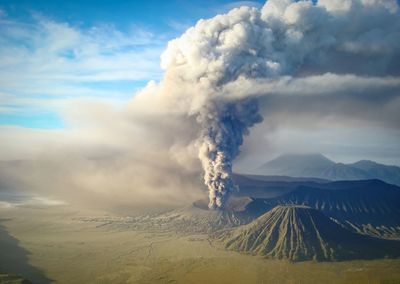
[133,0,400,209]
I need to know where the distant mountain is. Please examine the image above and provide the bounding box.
[256,154,400,186]
[243,179,400,239]
[220,205,400,261]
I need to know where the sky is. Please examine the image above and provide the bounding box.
[0,0,263,128]
[0,0,399,166]
[0,0,399,208]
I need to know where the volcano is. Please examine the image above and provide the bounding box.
[220,205,400,261]
[242,179,400,239]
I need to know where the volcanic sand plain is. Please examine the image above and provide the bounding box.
[1,205,400,284]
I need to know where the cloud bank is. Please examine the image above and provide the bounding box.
[0,13,166,127]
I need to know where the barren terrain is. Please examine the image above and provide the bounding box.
[1,204,400,284]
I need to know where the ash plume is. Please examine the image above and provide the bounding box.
[148,0,400,209]
[2,0,399,210]
[198,99,262,209]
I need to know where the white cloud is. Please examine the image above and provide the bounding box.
[0,14,167,119]
[221,1,263,11]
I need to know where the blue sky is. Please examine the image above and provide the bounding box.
[0,0,263,129]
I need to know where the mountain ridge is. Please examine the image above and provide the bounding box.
[256,154,400,186]
[241,179,400,239]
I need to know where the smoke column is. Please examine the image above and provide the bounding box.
[160,6,272,209]
[138,0,400,209]
[198,99,262,209]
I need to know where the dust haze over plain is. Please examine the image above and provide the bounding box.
[0,0,400,210]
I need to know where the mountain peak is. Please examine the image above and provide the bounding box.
[256,153,400,185]
[271,153,333,163]
[221,204,400,261]
[257,153,335,177]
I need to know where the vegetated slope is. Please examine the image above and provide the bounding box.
[256,154,400,186]
[221,205,400,261]
[245,180,400,239]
